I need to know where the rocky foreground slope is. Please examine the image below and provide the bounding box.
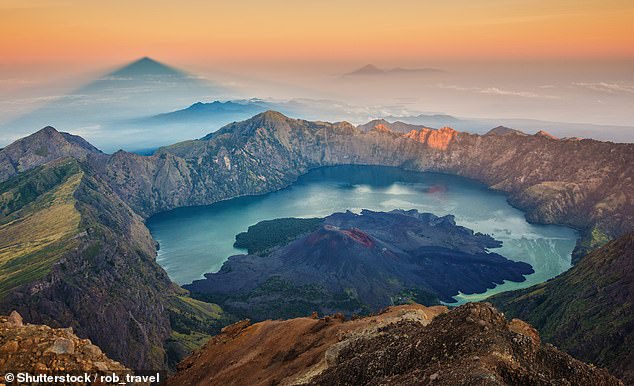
[169,302,621,386]
[0,311,127,379]
[490,232,634,384]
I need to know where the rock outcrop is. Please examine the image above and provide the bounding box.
[0,311,127,379]
[169,303,621,386]
[403,126,458,150]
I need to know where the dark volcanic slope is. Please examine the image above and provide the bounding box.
[169,303,621,386]
[185,210,533,320]
[490,232,634,384]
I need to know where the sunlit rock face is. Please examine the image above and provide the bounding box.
[403,126,458,150]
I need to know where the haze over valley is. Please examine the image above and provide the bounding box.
[2,57,633,152]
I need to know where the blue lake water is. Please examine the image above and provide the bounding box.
[147,165,577,302]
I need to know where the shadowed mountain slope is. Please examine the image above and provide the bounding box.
[490,232,634,384]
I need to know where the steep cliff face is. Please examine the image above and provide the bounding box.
[0,159,175,369]
[102,111,633,249]
[490,232,634,384]
[169,303,621,386]
[403,126,458,150]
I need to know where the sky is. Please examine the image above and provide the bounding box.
[2,0,634,66]
[0,0,633,148]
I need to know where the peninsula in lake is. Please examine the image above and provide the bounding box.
[185,209,533,320]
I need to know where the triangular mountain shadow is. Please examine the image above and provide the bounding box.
[110,57,186,77]
[2,57,233,148]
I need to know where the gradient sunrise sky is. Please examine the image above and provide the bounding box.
[1,0,634,141]
[2,0,634,66]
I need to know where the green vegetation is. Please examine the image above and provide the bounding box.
[392,289,440,307]
[489,233,634,382]
[0,159,83,298]
[233,217,323,255]
[165,295,236,367]
[193,276,370,320]
[572,226,612,264]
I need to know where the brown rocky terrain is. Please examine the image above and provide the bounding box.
[403,126,458,150]
[169,302,621,386]
[0,311,127,381]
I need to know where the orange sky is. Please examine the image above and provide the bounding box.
[1,0,634,66]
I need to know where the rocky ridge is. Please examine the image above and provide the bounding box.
[99,111,633,256]
[169,302,621,386]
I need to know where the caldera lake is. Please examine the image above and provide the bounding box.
[146,165,577,303]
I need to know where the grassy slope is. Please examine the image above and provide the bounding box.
[489,233,634,383]
[0,157,233,369]
[165,295,236,367]
[0,159,83,298]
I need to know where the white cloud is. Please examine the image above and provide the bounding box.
[480,87,559,99]
[435,83,559,99]
[573,82,634,94]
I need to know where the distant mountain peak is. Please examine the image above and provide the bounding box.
[485,126,527,137]
[344,64,386,76]
[344,64,443,77]
[36,126,59,135]
[108,57,184,77]
[359,64,384,72]
[258,110,290,121]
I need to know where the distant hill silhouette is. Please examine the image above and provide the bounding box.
[343,64,443,77]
